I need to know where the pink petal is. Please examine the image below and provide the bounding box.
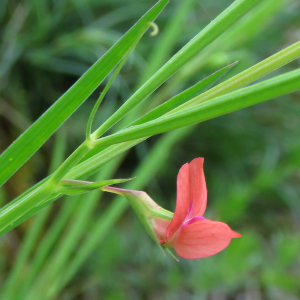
[188,157,207,218]
[171,218,240,259]
[165,163,190,242]
[164,158,207,242]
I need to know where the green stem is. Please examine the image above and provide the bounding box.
[48,142,90,186]
[0,142,90,233]
[0,0,168,188]
[0,183,53,233]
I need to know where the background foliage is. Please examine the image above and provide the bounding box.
[0,0,300,299]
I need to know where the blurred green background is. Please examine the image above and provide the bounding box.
[1,0,300,299]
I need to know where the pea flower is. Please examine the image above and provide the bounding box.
[103,157,241,259]
[152,157,241,259]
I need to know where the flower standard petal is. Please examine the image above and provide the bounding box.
[165,162,190,242]
[165,158,207,242]
[188,157,207,218]
[171,218,241,259]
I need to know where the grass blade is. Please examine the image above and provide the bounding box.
[58,178,134,195]
[131,62,237,126]
[92,68,300,148]
[0,0,169,187]
[91,0,261,139]
[177,40,300,110]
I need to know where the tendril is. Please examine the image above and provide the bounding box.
[146,22,159,36]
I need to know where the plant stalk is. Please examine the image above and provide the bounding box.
[0,142,90,233]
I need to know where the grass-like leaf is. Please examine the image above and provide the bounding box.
[0,0,169,187]
[58,178,135,195]
[91,0,261,139]
[131,62,237,126]
[92,68,300,148]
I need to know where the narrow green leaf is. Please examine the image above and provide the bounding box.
[120,0,195,133]
[0,140,143,237]
[0,1,171,235]
[131,62,237,126]
[80,39,300,164]
[91,0,261,139]
[85,22,156,139]
[0,0,169,187]
[60,178,134,188]
[176,0,291,82]
[58,178,135,195]
[177,40,300,110]
[0,143,90,234]
[92,68,300,148]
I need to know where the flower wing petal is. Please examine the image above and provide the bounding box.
[172,218,240,259]
[189,157,207,218]
[165,162,190,242]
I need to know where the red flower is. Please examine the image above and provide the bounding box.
[102,157,241,260]
[152,158,241,259]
